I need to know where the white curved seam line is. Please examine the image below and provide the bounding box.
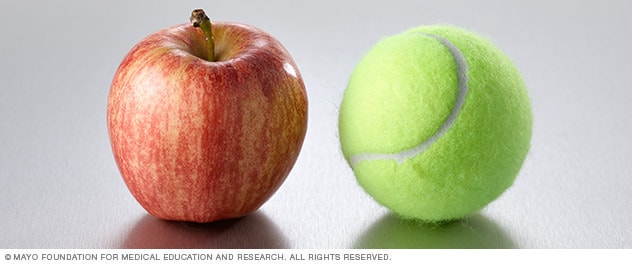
[349,33,469,168]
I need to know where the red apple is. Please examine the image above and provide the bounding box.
[107,10,307,223]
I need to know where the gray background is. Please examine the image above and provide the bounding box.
[1,0,631,248]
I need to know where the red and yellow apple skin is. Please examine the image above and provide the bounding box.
[107,22,308,223]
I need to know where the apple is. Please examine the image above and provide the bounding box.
[107,9,307,223]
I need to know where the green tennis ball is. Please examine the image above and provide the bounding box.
[338,25,532,222]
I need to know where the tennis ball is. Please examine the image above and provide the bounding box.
[338,25,532,222]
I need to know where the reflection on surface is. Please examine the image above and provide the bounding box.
[354,212,515,248]
[121,211,288,248]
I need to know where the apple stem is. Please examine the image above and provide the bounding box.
[190,9,215,62]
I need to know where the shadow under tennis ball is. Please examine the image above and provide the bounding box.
[353,212,516,249]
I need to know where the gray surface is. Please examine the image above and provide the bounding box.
[1,0,631,248]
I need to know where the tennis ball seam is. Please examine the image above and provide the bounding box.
[348,33,469,168]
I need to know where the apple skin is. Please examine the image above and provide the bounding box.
[107,22,308,223]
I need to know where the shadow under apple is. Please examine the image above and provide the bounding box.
[120,210,288,249]
[354,212,516,249]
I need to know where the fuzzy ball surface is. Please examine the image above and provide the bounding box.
[338,25,532,222]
